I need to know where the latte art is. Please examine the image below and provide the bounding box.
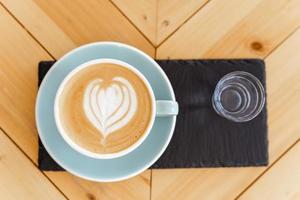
[57,62,153,154]
[83,77,137,140]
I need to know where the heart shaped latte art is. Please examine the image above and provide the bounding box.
[83,77,137,139]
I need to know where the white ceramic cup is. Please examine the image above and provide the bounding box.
[54,58,178,159]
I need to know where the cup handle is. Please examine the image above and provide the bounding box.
[156,100,179,117]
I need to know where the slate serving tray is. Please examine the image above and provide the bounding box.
[38,59,268,171]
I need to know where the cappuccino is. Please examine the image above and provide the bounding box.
[57,62,153,154]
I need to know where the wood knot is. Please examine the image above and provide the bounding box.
[142,15,147,21]
[141,175,150,185]
[251,41,263,51]
[86,193,96,200]
[162,20,170,27]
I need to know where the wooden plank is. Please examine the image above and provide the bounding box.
[0,2,152,199]
[157,0,300,59]
[239,140,300,200]
[110,0,210,45]
[111,0,157,44]
[152,27,300,200]
[1,0,155,58]
[46,170,151,200]
[0,5,51,162]
[157,0,209,45]
[1,0,75,58]
[32,0,155,56]
[0,129,66,200]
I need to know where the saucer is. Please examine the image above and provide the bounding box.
[36,42,177,182]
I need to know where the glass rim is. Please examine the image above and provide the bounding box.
[212,71,266,122]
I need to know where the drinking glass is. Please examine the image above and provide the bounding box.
[212,71,265,122]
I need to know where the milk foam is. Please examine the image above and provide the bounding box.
[83,77,137,139]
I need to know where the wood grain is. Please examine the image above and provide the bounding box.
[33,0,154,56]
[1,0,75,58]
[111,0,210,45]
[157,0,208,44]
[1,0,155,57]
[239,140,300,200]
[0,4,51,162]
[46,170,151,200]
[152,27,300,200]
[157,0,300,59]
[0,129,66,200]
[0,3,151,200]
[112,0,157,44]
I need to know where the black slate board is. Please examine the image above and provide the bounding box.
[38,59,268,171]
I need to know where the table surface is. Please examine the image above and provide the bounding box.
[0,0,300,199]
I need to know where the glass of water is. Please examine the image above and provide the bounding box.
[212,71,265,122]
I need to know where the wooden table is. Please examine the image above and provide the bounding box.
[0,0,299,199]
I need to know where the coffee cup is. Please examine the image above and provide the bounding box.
[54,58,178,159]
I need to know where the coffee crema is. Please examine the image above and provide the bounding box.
[58,62,153,154]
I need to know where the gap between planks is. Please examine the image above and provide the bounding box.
[0,127,69,200]
[155,0,212,48]
[235,138,300,199]
[263,26,300,59]
[0,1,55,59]
[110,0,211,47]
[108,0,156,48]
[155,0,158,48]
[150,169,153,200]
